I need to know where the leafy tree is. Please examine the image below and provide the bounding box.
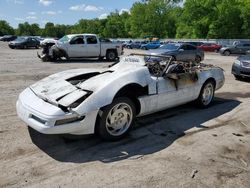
[0,20,14,36]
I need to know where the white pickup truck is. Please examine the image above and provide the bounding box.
[38,34,123,62]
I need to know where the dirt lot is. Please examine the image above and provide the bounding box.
[0,41,250,188]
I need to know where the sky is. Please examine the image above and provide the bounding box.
[0,0,139,28]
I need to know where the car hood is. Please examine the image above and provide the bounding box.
[30,68,104,108]
[29,62,147,108]
[238,55,250,61]
[148,49,176,55]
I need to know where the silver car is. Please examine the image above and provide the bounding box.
[149,43,204,63]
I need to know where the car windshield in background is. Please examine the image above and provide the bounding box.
[159,43,180,50]
[15,37,27,42]
[59,35,70,43]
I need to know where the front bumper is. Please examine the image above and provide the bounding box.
[16,88,98,135]
[231,63,250,77]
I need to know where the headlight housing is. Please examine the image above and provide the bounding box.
[234,60,241,66]
[55,116,85,126]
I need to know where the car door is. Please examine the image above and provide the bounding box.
[176,44,188,61]
[156,72,199,111]
[186,44,197,60]
[67,35,87,57]
[85,35,100,57]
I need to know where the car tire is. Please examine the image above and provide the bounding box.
[196,80,215,108]
[223,50,230,56]
[97,97,136,141]
[234,75,242,80]
[170,56,176,61]
[35,45,39,49]
[142,47,147,50]
[195,55,201,63]
[106,50,117,61]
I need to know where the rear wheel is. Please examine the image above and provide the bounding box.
[106,50,117,61]
[195,55,201,63]
[142,46,147,50]
[234,75,242,80]
[97,97,135,141]
[196,81,215,108]
[224,50,230,56]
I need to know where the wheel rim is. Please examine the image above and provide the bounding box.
[224,51,230,56]
[195,56,201,63]
[105,103,133,136]
[108,52,115,60]
[202,83,214,105]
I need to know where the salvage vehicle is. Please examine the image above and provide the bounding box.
[232,55,250,79]
[149,43,204,63]
[16,54,224,141]
[8,36,40,49]
[220,43,250,56]
[37,34,123,62]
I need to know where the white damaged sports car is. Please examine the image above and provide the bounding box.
[16,54,225,140]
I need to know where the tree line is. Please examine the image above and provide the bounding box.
[0,0,250,39]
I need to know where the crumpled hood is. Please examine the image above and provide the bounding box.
[29,63,146,108]
[30,68,103,107]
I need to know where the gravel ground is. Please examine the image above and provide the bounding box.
[0,42,250,188]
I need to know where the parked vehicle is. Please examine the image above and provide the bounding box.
[126,41,147,49]
[140,41,161,50]
[0,35,17,42]
[16,54,224,140]
[220,43,250,56]
[148,43,204,63]
[232,55,250,79]
[197,43,222,52]
[8,37,40,49]
[37,34,123,62]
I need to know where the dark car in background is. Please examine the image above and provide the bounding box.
[0,35,17,42]
[126,41,147,49]
[232,55,250,79]
[220,43,250,56]
[184,41,204,47]
[198,43,222,52]
[8,36,40,49]
[148,43,204,62]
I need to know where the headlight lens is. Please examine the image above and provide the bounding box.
[55,116,85,126]
[234,60,241,66]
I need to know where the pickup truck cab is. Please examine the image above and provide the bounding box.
[38,34,123,61]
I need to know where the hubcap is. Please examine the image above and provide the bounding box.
[106,103,133,136]
[202,83,214,105]
[108,52,115,60]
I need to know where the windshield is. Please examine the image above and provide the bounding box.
[15,37,27,42]
[59,35,70,43]
[159,43,180,50]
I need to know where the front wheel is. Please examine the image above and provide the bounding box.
[97,97,136,141]
[195,55,201,63]
[196,81,215,108]
[223,50,230,56]
[106,50,117,61]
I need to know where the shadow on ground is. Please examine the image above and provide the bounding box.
[29,97,240,164]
